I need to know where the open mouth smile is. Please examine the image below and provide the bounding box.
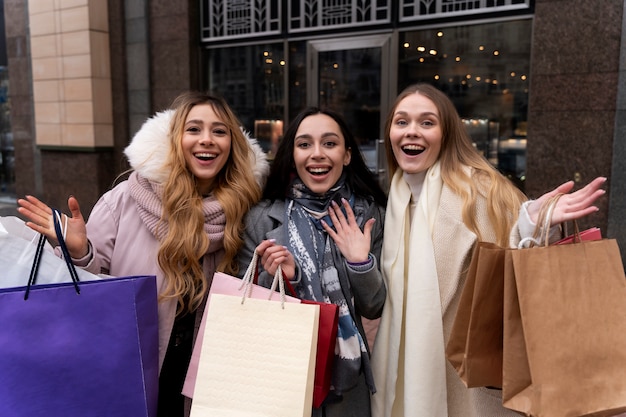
[195,152,218,161]
[307,167,331,176]
[402,144,425,156]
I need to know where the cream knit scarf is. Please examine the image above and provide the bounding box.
[128,172,226,252]
[372,162,447,417]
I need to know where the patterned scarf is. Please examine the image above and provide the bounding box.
[128,172,226,253]
[285,176,374,396]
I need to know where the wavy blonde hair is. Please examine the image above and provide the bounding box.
[158,91,262,314]
[384,83,526,247]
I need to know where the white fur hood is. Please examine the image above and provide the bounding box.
[124,109,270,187]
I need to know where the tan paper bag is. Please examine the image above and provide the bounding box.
[446,241,506,388]
[189,293,319,417]
[503,239,626,417]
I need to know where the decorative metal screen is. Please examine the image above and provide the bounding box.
[200,0,530,42]
[201,0,281,42]
[288,0,391,33]
[399,0,531,21]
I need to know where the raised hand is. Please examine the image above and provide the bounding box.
[17,195,89,259]
[255,239,296,280]
[527,177,607,226]
[321,198,375,264]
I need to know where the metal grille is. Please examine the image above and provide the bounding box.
[201,0,281,42]
[200,0,530,41]
[289,0,391,33]
[399,0,530,21]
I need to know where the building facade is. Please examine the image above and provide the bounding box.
[4,0,626,257]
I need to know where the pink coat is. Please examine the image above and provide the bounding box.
[75,109,269,371]
[81,181,224,371]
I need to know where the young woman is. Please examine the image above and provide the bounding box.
[237,107,387,417]
[370,83,606,417]
[17,91,269,417]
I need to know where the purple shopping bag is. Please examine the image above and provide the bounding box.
[0,275,159,417]
[0,210,159,417]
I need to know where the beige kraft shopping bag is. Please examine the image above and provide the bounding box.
[503,238,626,417]
[446,241,506,388]
[189,288,319,417]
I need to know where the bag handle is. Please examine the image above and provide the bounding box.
[240,250,287,308]
[24,234,48,300]
[24,208,81,300]
[527,193,583,247]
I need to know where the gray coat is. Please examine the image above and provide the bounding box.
[238,196,386,334]
[237,196,387,417]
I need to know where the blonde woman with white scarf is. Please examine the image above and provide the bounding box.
[370,83,607,417]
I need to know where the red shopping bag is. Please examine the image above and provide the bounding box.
[283,280,339,408]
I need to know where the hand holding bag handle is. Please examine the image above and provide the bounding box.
[24,208,80,299]
[239,249,288,307]
[521,193,600,248]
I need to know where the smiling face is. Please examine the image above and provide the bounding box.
[181,103,232,195]
[293,113,351,195]
[389,92,443,175]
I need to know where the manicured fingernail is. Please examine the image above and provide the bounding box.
[269,238,276,243]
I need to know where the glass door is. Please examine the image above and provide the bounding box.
[307,34,393,184]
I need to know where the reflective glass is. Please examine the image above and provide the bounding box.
[318,48,382,174]
[207,43,285,159]
[398,19,532,190]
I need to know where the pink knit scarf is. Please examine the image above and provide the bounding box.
[128,172,226,253]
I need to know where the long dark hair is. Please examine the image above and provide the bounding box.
[263,107,387,207]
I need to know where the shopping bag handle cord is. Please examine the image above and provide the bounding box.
[24,233,47,300]
[52,208,81,295]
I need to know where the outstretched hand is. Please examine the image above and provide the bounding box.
[17,195,89,259]
[321,198,375,264]
[527,177,607,226]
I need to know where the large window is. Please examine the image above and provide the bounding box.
[398,19,532,189]
[206,43,285,158]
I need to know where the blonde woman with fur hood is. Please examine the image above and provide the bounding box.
[18,91,269,417]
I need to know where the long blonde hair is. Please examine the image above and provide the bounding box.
[158,91,262,314]
[384,83,526,246]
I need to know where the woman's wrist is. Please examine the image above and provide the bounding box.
[346,254,374,270]
[70,241,92,261]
